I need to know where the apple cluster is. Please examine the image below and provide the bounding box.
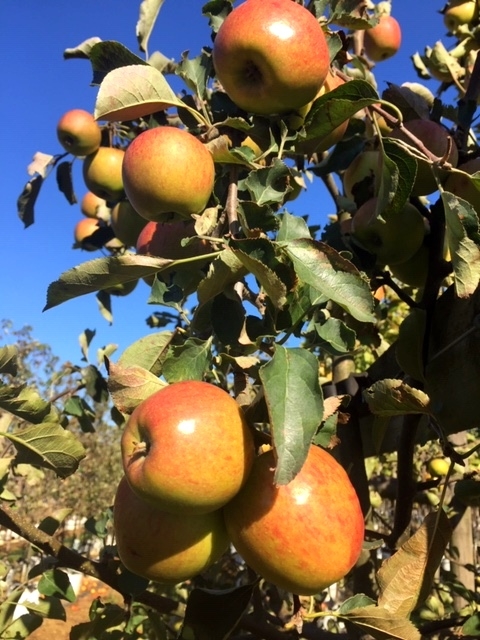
[112,380,365,595]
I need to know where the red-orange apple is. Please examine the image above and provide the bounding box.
[83,147,125,202]
[363,15,402,62]
[212,0,329,115]
[121,381,255,514]
[80,191,107,219]
[110,200,148,248]
[113,477,229,584]
[122,127,215,221]
[57,109,101,157]
[223,445,364,595]
[73,218,104,251]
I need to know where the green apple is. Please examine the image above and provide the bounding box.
[83,146,125,202]
[122,126,215,221]
[389,244,429,288]
[223,446,364,595]
[113,476,229,584]
[343,150,380,205]
[110,200,148,248]
[212,0,330,115]
[121,381,255,514]
[443,0,478,32]
[57,109,101,157]
[427,457,450,478]
[351,198,426,265]
[444,157,480,213]
[363,15,402,62]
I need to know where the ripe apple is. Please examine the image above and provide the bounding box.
[73,218,104,251]
[83,146,125,202]
[121,381,255,514]
[212,0,329,115]
[427,457,450,478]
[351,198,426,265]
[443,0,478,32]
[343,150,380,205]
[444,157,480,213]
[388,119,458,196]
[80,191,107,219]
[57,109,102,157]
[122,127,215,221]
[223,445,364,595]
[110,200,148,248]
[113,477,229,584]
[363,15,402,62]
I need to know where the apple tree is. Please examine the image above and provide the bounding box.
[5,0,480,638]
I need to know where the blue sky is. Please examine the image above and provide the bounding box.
[1,1,449,367]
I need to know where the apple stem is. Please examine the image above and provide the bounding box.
[226,166,241,237]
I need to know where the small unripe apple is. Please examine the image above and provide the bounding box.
[113,477,229,583]
[80,191,108,219]
[73,218,104,251]
[343,150,380,205]
[122,127,215,221]
[443,0,478,32]
[444,157,480,214]
[121,381,255,514]
[427,457,450,477]
[212,0,330,115]
[83,147,125,202]
[363,15,402,62]
[110,200,148,248]
[57,109,101,157]
[223,446,364,595]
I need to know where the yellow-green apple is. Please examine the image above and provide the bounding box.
[113,476,229,583]
[389,244,429,288]
[343,150,380,205]
[83,146,125,202]
[57,109,101,157]
[427,457,450,478]
[80,191,108,219]
[121,380,255,514]
[223,445,364,595]
[351,198,426,265]
[388,119,458,196]
[110,200,148,248]
[73,218,104,251]
[122,126,215,221]
[443,0,478,32]
[363,15,402,62]
[212,0,329,115]
[444,157,480,213]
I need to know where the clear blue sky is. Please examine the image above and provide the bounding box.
[1,1,448,366]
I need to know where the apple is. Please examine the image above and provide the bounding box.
[80,191,108,219]
[223,445,364,595]
[83,146,125,202]
[363,15,402,63]
[57,109,101,157]
[443,0,478,32]
[443,157,480,213]
[343,150,380,205]
[73,218,104,251]
[122,126,215,221]
[427,457,450,478]
[113,476,229,584]
[388,119,458,196]
[389,244,429,288]
[351,198,426,266]
[212,0,330,115]
[121,380,255,514]
[110,200,148,248]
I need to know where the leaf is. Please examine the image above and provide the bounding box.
[94,64,186,122]
[0,613,43,639]
[37,508,73,536]
[64,396,96,433]
[441,191,480,298]
[259,346,324,485]
[242,158,292,206]
[176,50,213,99]
[381,140,417,215]
[338,604,421,640]
[377,511,452,616]
[283,238,376,323]
[0,345,18,376]
[1,423,86,478]
[63,37,102,60]
[118,331,175,376]
[17,175,43,228]
[44,254,174,311]
[276,212,312,242]
[107,361,167,415]
[179,583,255,640]
[314,317,356,355]
[364,379,431,417]
[462,613,480,636]
[38,569,76,603]
[56,161,77,205]
[27,152,55,178]
[136,0,165,53]
[0,384,61,424]
[89,41,147,84]
[162,338,213,383]
[339,594,377,614]
[197,250,247,306]
[22,595,66,621]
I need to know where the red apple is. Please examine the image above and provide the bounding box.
[121,381,255,514]
[57,109,101,157]
[212,0,330,115]
[113,477,230,584]
[363,15,402,63]
[122,127,215,221]
[223,445,365,595]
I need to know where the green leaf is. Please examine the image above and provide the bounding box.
[377,511,452,616]
[314,317,356,355]
[338,604,421,640]
[283,238,376,323]
[107,361,167,415]
[118,331,175,376]
[136,0,165,53]
[38,569,77,603]
[259,346,324,485]
[441,191,480,298]
[276,212,312,242]
[197,250,248,306]
[179,583,256,640]
[37,508,73,536]
[89,41,148,85]
[364,379,431,417]
[44,254,174,311]
[176,50,213,99]
[1,423,86,479]
[0,345,18,376]
[339,594,377,614]
[162,338,213,383]
[379,140,417,216]
[0,613,43,639]
[94,64,203,124]
[64,396,96,433]
[462,613,480,636]
[22,595,66,621]
[56,161,77,205]
[242,158,292,206]
[63,36,102,60]
[0,384,61,424]
[17,175,44,229]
